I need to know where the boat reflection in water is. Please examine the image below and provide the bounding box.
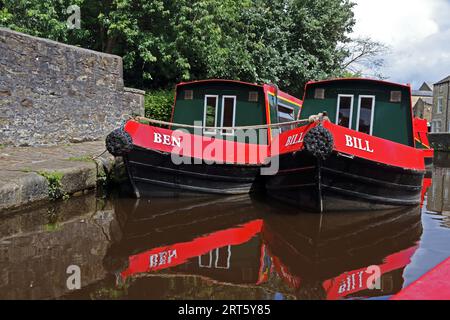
[98,194,422,300]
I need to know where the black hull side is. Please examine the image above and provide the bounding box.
[125,146,264,197]
[266,151,424,212]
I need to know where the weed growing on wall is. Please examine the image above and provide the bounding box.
[38,171,69,200]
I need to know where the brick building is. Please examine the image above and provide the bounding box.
[431,76,450,132]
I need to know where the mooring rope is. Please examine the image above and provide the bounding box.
[91,149,108,160]
[133,115,317,130]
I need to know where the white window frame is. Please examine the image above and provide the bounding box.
[198,250,213,268]
[356,95,376,135]
[203,95,219,135]
[277,102,295,133]
[220,95,237,136]
[432,120,442,133]
[277,102,295,120]
[214,246,231,269]
[336,94,354,129]
[437,96,443,114]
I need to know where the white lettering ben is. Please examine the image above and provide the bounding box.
[154,132,181,147]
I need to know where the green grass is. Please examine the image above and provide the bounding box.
[38,171,69,200]
[67,155,93,162]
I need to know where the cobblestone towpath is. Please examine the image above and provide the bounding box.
[0,141,121,213]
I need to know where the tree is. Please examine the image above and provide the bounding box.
[1,0,363,95]
[340,37,389,79]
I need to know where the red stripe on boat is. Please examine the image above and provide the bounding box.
[391,257,450,300]
[125,120,269,165]
[323,121,425,171]
[273,121,425,171]
[126,119,425,171]
[323,246,418,300]
[120,219,263,281]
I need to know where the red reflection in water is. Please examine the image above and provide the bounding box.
[120,219,263,281]
[119,212,420,300]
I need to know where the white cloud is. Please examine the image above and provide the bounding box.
[351,0,450,88]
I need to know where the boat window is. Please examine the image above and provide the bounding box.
[221,96,236,135]
[248,91,258,102]
[203,95,218,134]
[314,88,325,99]
[390,91,402,102]
[214,246,231,269]
[336,95,354,128]
[357,95,375,135]
[184,90,193,100]
[278,103,295,132]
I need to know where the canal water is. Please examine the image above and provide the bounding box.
[1,157,450,300]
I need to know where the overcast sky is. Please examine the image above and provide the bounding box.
[351,0,450,89]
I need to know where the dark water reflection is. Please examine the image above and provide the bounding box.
[1,156,450,300]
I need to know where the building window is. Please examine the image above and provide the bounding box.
[221,96,236,135]
[439,85,443,93]
[277,103,295,133]
[203,95,218,134]
[356,95,375,135]
[432,120,442,133]
[437,96,443,114]
[336,94,354,129]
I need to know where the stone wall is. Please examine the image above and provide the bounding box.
[0,28,145,146]
[429,133,450,151]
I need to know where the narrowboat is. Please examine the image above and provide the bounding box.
[266,78,426,212]
[106,79,302,197]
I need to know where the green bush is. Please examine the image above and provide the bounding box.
[144,89,174,122]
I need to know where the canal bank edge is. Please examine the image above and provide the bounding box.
[0,141,125,213]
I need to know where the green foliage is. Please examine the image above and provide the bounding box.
[38,171,68,200]
[1,0,357,96]
[44,207,60,231]
[67,155,93,162]
[90,287,126,300]
[341,70,363,78]
[144,89,174,122]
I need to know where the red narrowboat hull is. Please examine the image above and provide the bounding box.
[123,120,266,197]
[121,119,425,212]
[266,121,426,212]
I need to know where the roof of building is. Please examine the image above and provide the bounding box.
[435,75,450,85]
[412,90,433,97]
[419,82,433,91]
[419,97,433,105]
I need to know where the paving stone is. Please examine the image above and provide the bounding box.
[0,141,120,213]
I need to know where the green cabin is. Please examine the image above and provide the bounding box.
[170,80,303,144]
[300,79,415,147]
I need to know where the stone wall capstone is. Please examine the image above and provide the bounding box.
[0,28,145,146]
